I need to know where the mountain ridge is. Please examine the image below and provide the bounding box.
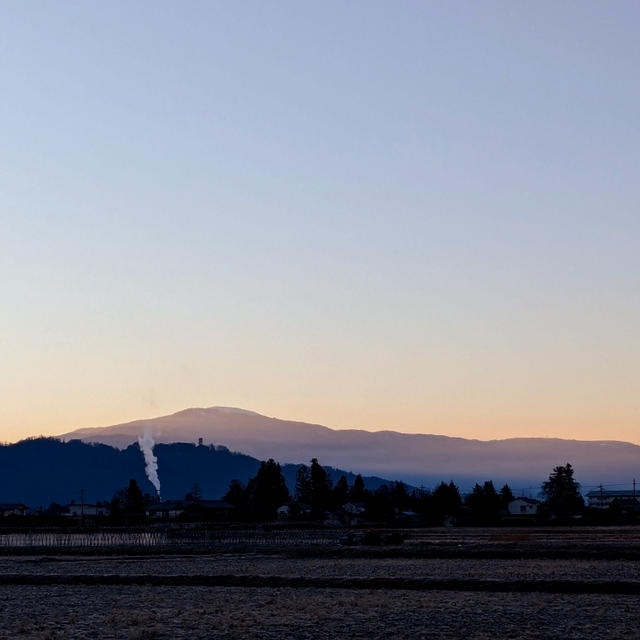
[58,406,640,490]
[64,406,633,446]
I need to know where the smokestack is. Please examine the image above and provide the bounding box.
[138,429,161,500]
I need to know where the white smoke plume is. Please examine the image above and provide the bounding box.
[138,430,161,498]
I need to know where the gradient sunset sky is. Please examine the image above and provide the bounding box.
[2,2,639,444]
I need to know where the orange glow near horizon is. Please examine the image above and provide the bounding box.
[2,396,639,447]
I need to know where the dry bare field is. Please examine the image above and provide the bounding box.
[2,584,640,639]
[2,553,640,583]
[2,527,640,639]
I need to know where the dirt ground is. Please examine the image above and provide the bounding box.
[1,584,639,639]
[3,552,640,582]
[2,528,640,639]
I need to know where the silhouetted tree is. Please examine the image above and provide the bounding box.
[432,481,462,523]
[365,485,395,522]
[123,479,145,515]
[185,482,202,502]
[391,481,411,511]
[310,458,331,515]
[246,459,290,521]
[332,475,349,507]
[349,474,366,502]
[44,502,65,516]
[109,496,123,522]
[540,463,584,520]
[499,484,515,509]
[294,464,312,504]
[464,480,501,525]
[411,487,434,523]
[109,478,145,522]
[223,479,249,519]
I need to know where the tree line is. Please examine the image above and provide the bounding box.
[222,457,519,525]
[222,459,634,526]
[8,460,633,527]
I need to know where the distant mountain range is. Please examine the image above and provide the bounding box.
[60,406,640,492]
[0,438,391,508]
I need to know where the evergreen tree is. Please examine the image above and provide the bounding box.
[365,484,394,522]
[432,481,462,522]
[541,463,584,519]
[123,479,145,515]
[110,478,145,521]
[332,475,349,507]
[499,484,515,509]
[247,459,290,521]
[464,480,501,524]
[349,474,366,502]
[309,458,331,515]
[391,481,410,511]
[109,495,123,522]
[411,488,434,523]
[223,480,249,518]
[294,464,312,504]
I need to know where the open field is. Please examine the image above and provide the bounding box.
[2,553,640,584]
[2,527,640,639]
[3,585,640,640]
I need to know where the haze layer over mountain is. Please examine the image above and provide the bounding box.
[59,407,640,491]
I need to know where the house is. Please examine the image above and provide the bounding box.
[0,503,28,517]
[275,502,312,520]
[396,510,422,525]
[277,504,291,520]
[586,489,640,509]
[508,497,540,516]
[145,501,185,520]
[341,502,366,524]
[342,502,366,516]
[145,499,233,520]
[64,503,108,517]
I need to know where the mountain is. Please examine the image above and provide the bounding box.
[59,407,640,491]
[0,437,390,508]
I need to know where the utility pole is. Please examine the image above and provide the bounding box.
[80,488,85,519]
[599,484,604,509]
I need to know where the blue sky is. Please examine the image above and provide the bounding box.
[2,2,639,442]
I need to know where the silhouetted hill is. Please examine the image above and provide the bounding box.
[0,438,151,507]
[0,438,392,508]
[59,406,640,491]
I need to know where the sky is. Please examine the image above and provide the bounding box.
[1,2,639,444]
